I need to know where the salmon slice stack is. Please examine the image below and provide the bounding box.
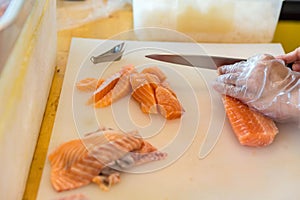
[130,70,183,119]
[156,86,183,120]
[222,95,278,147]
[76,65,184,120]
[49,128,167,192]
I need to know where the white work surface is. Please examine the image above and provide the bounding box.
[37,38,300,200]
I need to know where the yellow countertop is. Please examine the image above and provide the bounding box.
[23,2,300,199]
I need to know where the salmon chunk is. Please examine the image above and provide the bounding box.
[223,95,278,147]
[156,86,183,120]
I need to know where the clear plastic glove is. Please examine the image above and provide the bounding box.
[213,54,300,122]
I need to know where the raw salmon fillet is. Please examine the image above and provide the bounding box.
[48,129,166,192]
[223,95,278,147]
[156,85,183,120]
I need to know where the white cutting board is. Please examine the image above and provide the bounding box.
[37,38,300,200]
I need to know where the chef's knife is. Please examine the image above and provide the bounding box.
[146,54,295,70]
[145,54,246,69]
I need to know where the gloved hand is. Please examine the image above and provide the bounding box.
[213,54,300,122]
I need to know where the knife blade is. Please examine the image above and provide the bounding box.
[145,54,246,70]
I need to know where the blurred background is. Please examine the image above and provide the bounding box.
[53,0,300,68]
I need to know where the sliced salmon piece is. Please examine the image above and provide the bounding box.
[155,85,183,120]
[160,81,178,97]
[94,67,136,108]
[76,78,98,92]
[48,130,145,192]
[94,91,113,108]
[96,79,105,89]
[130,72,160,89]
[222,95,278,147]
[143,73,161,89]
[87,72,122,105]
[120,64,136,74]
[130,73,158,113]
[88,65,136,105]
[141,66,167,82]
[130,72,147,89]
[76,78,105,92]
[132,84,157,113]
